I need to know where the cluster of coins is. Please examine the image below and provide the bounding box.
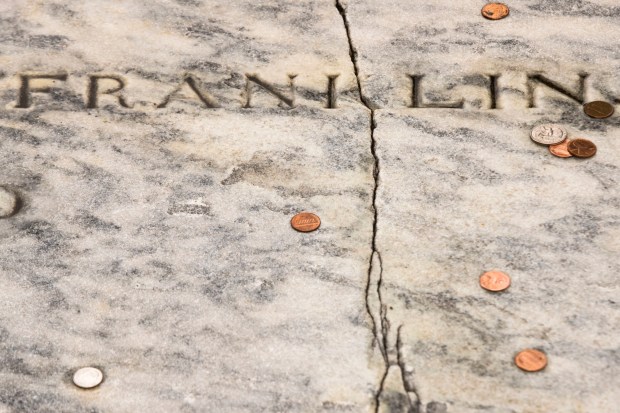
[482,3,614,156]
[531,124,597,159]
[529,101,614,158]
[529,100,613,157]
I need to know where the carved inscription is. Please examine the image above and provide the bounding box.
[409,75,464,109]
[326,74,340,109]
[16,72,68,109]
[244,73,297,108]
[157,74,220,108]
[489,75,500,110]
[527,73,588,108]
[87,74,132,109]
[3,70,614,112]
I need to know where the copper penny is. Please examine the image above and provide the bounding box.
[567,138,597,158]
[515,349,548,372]
[481,3,510,20]
[291,212,321,232]
[548,140,573,158]
[479,270,511,292]
[583,101,614,119]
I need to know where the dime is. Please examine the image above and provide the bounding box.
[549,140,573,158]
[73,367,104,389]
[291,212,321,232]
[515,349,547,372]
[530,124,567,146]
[481,3,510,20]
[567,138,597,158]
[479,270,511,292]
[583,101,614,119]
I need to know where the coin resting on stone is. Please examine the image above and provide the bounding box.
[530,124,568,145]
[583,101,614,119]
[479,270,511,292]
[291,212,321,232]
[72,367,104,389]
[549,140,573,158]
[515,349,548,372]
[481,3,510,20]
[0,186,19,218]
[567,138,597,158]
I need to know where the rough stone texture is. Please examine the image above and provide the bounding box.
[0,109,378,413]
[341,0,620,412]
[373,109,619,413]
[342,0,620,110]
[0,1,379,412]
[0,0,361,110]
[1,0,619,412]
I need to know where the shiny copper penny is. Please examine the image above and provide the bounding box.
[481,3,510,20]
[291,212,321,232]
[515,349,548,372]
[583,101,614,119]
[548,140,573,158]
[479,270,511,292]
[567,138,597,158]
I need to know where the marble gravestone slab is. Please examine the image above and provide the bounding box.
[340,0,620,412]
[0,0,619,412]
[0,1,380,412]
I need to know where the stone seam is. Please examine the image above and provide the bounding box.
[334,2,419,412]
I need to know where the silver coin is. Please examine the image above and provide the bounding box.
[530,124,567,145]
[0,186,19,218]
[72,367,104,389]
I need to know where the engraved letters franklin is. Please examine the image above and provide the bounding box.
[3,71,616,111]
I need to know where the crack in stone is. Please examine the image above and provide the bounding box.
[335,1,395,411]
[335,3,426,411]
[397,325,422,413]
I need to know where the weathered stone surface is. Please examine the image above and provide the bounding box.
[342,0,620,110]
[340,0,620,411]
[373,108,619,412]
[0,1,379,412]
[0,0,361,110]
[0,108,380,413]
[1,0,619,412]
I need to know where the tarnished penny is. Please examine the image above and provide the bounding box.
[481,3,510,20]
[479,270,511,292]
[583,101,614,119]
[549,140,573,158]
[291,212,321,232]
[515,349,548,372]
[567,138,597,158]
[530,124,567,145]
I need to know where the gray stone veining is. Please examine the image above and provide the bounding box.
[341,1,620,412]
[0,1,379,412]
[0,0,619,412]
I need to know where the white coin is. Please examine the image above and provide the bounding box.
[0,187,18,218]
[530,124,567,145]
[72,367,103,389]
